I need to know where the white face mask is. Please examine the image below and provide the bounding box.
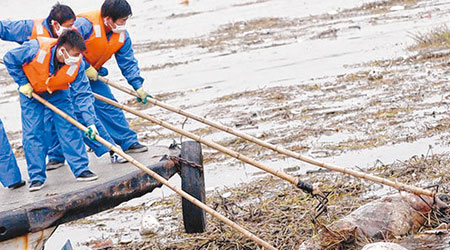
[104,18,126,33]
[57,47,80,66]
[52,20,72,37]
[112,23,126,33]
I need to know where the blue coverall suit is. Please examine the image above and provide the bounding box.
[0,18,117,160]
[3,40,96,183]
[46,16,143,162]
[0,118,23,188]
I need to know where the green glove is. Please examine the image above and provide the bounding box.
[85,66,98,81]
[86,124,98,140]
[19,83,33,98]
[136,87,153,104]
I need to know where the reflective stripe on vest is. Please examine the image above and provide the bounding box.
[23,37,81,94]
[77,10,125,70]
[29,19,51,40]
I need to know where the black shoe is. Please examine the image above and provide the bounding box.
[46,160,64,171]
[29,181,45,192]
[124,143,148,153]
[76,170,98,182]
[109,151,128,164]
[8,180,25,189]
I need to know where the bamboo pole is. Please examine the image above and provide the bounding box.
[31,92,277,250]
[94,93,314,189]
[98,77,435,198]
[0,59,316,192]
[0,60,435,197]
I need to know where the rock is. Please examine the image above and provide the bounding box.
[362,242,407,250]
[119,233,132,244]
[140,210,162,235]
[222,192,232,199]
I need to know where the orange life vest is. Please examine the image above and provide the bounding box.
[29,19,51,40]
[77,10,125,70]
[23,37,81,94]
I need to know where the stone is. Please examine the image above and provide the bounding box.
[140,210,162,235]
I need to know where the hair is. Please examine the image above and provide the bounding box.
[48,3,76,24]
[57,30,86,52]
[101,0,132,21]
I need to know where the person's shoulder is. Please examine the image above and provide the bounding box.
[0,19,33,26]
[123,30,132,42]
[23,39,39,48]
[74,16,92,27]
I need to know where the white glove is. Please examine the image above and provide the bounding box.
[86,124,98,140]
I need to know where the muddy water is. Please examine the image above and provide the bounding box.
[0,0,450,248]
[4,0,447,128]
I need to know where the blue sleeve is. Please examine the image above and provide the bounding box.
[74,17,94,69]
[69,60,96,126]
[74,17,93,41]
[115,31,144,90]
[3,40,38,87]
[0,20,34,44]
[81,56,90,70]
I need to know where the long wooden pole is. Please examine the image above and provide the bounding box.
[31,92,277,250]
[0,59,315,192]
[0,60,435,197]
[94,93,316,190]
[99,77,435,198]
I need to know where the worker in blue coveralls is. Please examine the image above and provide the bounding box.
[75,0,150,150]
[0,3,127,170]
[46,0,150,167]
[3,30,99,191]
[0,118,25,189]
[0,3,74,44]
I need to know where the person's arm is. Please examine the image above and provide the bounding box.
[115,31,144,90]
[3,40,38,86]
[73,17,93,41]
[69,60,96,126]
[74,17,94,70]
[0,20,34,44]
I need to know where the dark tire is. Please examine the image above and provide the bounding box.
[180,141,206,233]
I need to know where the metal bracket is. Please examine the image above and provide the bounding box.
[169,155,204,172]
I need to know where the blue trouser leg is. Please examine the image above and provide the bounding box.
[0,118,22,187]
[90,79,138,151]
[45,108,65,163]
[20,94,48,183]
[48,90,90,178]
[20,91,90,183]
[74,111,115,157]
[46,105,117,159]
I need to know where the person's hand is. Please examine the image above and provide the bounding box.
[86,124,98,140]
[19,83,33,98]
[136,87,153,104]
[85,66,99,81]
